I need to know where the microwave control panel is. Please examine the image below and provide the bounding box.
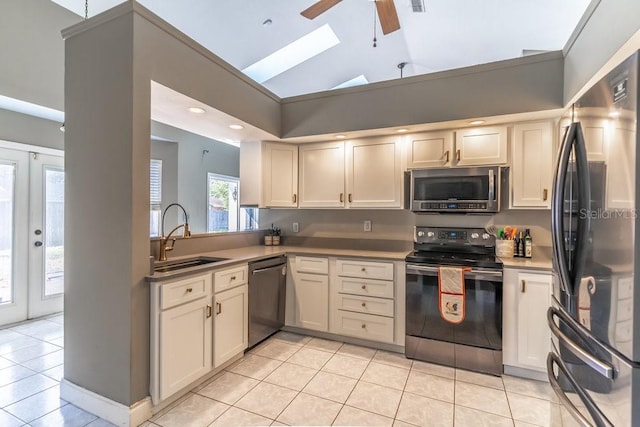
[420,202,488,210]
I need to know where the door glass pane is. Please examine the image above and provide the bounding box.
[44,167,64,297]
[0,164,15,304]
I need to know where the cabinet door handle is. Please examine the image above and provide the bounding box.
[444,150,449,163]
[456,149,461,162]
[186,287,193,293]
[216,302,222,315]
[340,193,344,203]
[543,188,548,201]
[292,194,297,204]
[206,305,212,318]
[348,193,352,203]
[521,280,526,293]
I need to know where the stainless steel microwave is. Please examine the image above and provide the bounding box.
[410,166,500,213]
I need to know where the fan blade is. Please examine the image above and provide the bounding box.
[301,0,342,19]
[375,0,400,35]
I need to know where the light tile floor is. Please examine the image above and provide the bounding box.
[1,317,577,426]
[148,331,578,427]
[0,314,114,426]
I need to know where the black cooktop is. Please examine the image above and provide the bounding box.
[405,250,503,269]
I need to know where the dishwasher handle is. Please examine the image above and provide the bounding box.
[251,264,286,275]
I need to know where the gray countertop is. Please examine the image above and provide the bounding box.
[500,246,554,271]
[147,245,411,282]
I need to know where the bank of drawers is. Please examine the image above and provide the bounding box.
[333,259,395,343]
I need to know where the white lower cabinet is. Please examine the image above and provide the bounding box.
[295,272,329,331]
[214,283,248,367]
[151,273,213,404]
[151,264,249,405]
[331,258,396,344]
[503,268,552,375]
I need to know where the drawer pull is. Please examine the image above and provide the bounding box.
[361,302,366,307]
[361,267,366,272]
[361,284,367,290]
[216,302,222,315]
[361,324,366,329]
[230,276,236,281]
[186,287,193,293]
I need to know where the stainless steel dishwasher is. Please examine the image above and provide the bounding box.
[248,255,287,348]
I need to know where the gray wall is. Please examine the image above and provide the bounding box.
[0,0,80,110]
[564,0,640,103]
[280,52,565,138]
[0,109,64,150]
[151,122,240,234]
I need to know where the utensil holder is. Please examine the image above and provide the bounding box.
[495,240,514,258]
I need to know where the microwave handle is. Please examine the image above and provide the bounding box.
[488,169,495,202]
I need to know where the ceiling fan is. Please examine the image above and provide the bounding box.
[301,0,401,35]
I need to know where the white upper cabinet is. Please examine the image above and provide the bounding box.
[581,118,609,161]
[240,141,298,208]
[406,131,454,168]
[346,137,403,208]
[455,126,508,166]
[263,142,299,208]
[299,141,345,208]
[511,121,553,209]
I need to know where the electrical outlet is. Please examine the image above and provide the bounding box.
[364,220,372,232]
[292,222,299,233]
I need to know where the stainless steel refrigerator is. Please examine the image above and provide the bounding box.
[549,51,640,426]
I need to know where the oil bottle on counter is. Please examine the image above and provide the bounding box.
[524,228,532,258]
[517,231,525,257]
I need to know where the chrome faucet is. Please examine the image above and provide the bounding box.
[159,203,191,261]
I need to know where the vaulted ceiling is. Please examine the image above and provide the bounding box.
[52,0,591,98]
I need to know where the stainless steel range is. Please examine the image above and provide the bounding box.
[405,226,504,375]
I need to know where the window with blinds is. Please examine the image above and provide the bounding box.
[150,159,162,237]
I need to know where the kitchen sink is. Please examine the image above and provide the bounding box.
[153,256,228,273]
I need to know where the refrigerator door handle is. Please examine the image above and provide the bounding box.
[548,307,615,379]
[552,123,575,296]
[547,352,613,427]
[571,123,591,297]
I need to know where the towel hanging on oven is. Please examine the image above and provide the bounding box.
[438,266,470,324]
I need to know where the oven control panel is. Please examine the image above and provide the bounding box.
[414,226,494,247]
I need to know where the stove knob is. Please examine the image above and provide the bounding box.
[427,231,435,238]
[482,233,490,240]
[417,231,425,237]
[471,233,479,239]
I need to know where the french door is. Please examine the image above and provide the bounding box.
[0,146,64,325]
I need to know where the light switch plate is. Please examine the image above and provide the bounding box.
[364,220,372,232]
[292,222,299,233]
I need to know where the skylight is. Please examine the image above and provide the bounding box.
[242,24,340,84]
[332,75,369,90]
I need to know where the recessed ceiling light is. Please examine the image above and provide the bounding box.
[335,134,346,139]
[188,107,206,114]
[229,124,244,130]
[396,128,409,133]
[262,19,272,26]
[469,120,485,125]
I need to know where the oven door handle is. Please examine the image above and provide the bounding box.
[406,264,503,281]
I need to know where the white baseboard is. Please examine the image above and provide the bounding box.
[60,379,152,426]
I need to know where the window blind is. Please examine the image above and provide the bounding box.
[150,159,162,206]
